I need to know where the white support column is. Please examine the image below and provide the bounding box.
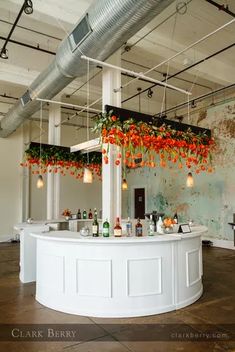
[102,50,121,229]
[21,120,31,221]
[47,98,61,220]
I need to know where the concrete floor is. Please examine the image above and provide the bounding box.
[0,243,234,351]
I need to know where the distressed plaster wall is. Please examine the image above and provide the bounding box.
[123,99,235,241]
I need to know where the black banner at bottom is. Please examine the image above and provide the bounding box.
[0,324,234,342]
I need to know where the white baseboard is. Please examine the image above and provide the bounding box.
[202,236,235,250]
[0,234,12,243]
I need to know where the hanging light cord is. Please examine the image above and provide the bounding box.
[86,59,90,165]
[160,4,178,117]
[39,101,43,174]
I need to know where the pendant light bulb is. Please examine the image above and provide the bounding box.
[186,172,194,187]
[37,174,44,189]
[83,168,93,183]
[122,178,128,190]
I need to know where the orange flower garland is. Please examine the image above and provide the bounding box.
[20,145,102,181]
[93,112,215,174]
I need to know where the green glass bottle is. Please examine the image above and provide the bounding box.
[92,213,99,237]
[103,219,110,237]
[83,209,87,219]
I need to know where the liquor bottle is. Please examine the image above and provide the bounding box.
[102,219,110,237]
[88,209,93,219]
[92,213,99,237]
[83,209,87,219]
[148,214,155,236]
[173,213,178,224]
[114,217,122,237]
[77,209,81,219]
[157,216,164,234]
[126,217,132,236]
[135,218,143,237]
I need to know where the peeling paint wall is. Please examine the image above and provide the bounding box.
[123,99,235,241]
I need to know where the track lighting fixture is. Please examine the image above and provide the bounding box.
[0,48,8,59]
[147,88,153,99]
[24,0,33,15]
[0,1,33,61]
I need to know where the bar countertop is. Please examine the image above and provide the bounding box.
[31,225,207,243]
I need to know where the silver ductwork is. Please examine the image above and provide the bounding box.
[0,0,175,137]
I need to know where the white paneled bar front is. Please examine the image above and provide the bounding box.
[32,226,207,317]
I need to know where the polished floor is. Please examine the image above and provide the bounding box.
[0,242,234,351]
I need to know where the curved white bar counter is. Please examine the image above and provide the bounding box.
[32,226,207,318]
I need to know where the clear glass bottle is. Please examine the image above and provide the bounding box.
[114,217,122,237]
[92,213,99,237]
[82,209,87,219]
[77,209,81,219]
[126,217,132,237]
[88,209,93,219]
[135,218,143,237]
[103,219,110,237]
[148,214,155,236]
[157,216,164,234]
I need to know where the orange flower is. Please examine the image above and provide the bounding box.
[111,115,117,122]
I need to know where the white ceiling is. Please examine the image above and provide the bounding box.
[0,0,234,125]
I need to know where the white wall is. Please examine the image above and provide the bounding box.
[0,129,23,240]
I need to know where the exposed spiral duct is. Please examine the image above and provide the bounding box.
[0,0,174,137]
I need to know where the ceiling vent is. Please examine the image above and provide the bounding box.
[20,90,32,106]
[69,14,92,52]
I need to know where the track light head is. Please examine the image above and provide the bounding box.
[147,88,153,99]
[24,0,33,15]
[191,100,196,108]
[0,48,8,59]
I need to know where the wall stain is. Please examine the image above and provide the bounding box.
[123,100,235,241]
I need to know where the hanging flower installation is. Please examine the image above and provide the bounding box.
[20,143,102,181]
[93,112,215,174]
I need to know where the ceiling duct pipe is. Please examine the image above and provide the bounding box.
[0,0,175,138]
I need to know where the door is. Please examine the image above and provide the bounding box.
[134,188,145,219]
